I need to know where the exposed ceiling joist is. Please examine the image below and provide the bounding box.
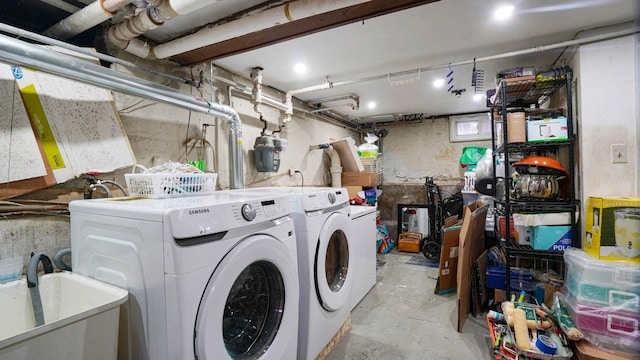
[170,0,439,65]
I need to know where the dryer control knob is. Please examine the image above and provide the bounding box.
[328,193,336,204]
[241,203,256,221]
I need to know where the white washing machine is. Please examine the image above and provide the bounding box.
[349,205,377,309]
[70,191,299,360]
[231,187,353,360]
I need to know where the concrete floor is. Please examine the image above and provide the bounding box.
[326,250,495,360]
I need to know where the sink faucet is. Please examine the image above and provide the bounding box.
[27,252,54,327]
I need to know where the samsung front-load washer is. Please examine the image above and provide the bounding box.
[70,191,299,360]
[230,187,353,360]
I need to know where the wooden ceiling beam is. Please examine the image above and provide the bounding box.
[170,0,440,66]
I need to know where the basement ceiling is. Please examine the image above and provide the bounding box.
[0,0,638,125]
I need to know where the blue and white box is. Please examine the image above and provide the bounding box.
[531,225,572,251]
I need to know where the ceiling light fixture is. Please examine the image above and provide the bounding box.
[367,101,376,109]
[494,5,514,21]
[293,63,307,74]
[433,78,445,88]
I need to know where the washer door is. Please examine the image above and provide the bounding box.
[315,212,351,311]
[194,235,297,360]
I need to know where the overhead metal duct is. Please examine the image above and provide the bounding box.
[0,32,244,189]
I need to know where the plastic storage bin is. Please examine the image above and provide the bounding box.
[564,296,640,354]
[486,266,535,292]
[564,248,640,312]
[0,271,128,360]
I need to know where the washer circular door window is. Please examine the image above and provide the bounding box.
[194,235,298,360]
[315,212,351,311]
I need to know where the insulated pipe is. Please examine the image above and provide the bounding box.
[44,0,131,40]
[108,0,216,58]
[153,0,369,60]
[0,33,244,189]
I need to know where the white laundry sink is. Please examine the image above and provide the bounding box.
[0,271,128,360]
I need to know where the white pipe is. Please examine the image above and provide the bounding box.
[41,0,81,13]
[328,147,343,188]
[251,67,264,116]
[44,0,131,40]
[109,0,214,57]
[153,0,369,60]
[285,80,333,122]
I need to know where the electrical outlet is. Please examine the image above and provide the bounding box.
[289,169,298,176]
[611,144,627,163]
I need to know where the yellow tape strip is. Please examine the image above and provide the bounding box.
[19,84,66,169]
[284,3,293,21]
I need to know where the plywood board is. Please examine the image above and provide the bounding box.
[0,64,48,183]
[13,64,136,183]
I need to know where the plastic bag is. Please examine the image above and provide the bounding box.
[358,133,379,157]
[376,224,393,254]
[475,148,493,180]
[459,146,487,167]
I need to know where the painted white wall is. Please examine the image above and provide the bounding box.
[576,34,639,198]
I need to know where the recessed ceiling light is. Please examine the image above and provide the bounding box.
[433,78,445,88]
[494,5,514,21]
[293,63,307,74]
[367,101,376,109]
[473,94,485,102]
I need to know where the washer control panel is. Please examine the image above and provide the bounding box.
[232,197,289,223]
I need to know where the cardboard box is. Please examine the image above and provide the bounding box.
[331,138,364,172]
[507,112,526,143]
[456,201,488,332]
[435,216,463,295]
[343,186,363,199]
[341,172,378,187]
[573,339,637,360]
[527,117,568,142]
[584,197,640,263]
[531,225,572,251]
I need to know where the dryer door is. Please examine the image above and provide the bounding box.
[315,212,352,311]
[194,234,298,360]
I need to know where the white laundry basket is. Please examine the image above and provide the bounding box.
[125,172,217,198]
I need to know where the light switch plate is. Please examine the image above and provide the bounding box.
[611,144,627,163]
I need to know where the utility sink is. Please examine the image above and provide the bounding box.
[0,271,128,360]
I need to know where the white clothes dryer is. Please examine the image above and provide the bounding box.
[231,187,353,360]
[70,191,298,360]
